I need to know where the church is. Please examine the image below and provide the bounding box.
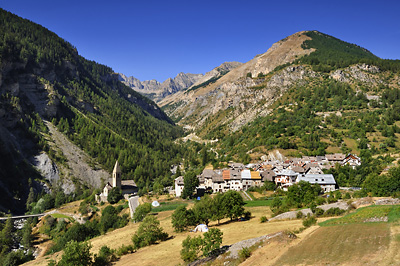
[97,161,138,202]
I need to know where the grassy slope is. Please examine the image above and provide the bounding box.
[250,205,400,266]
[24,202,400,266]
[23,205,304,266]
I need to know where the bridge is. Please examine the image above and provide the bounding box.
[0,213,46,221]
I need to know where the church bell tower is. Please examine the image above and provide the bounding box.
[112,160,122,189]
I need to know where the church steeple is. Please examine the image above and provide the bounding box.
[112,160,122,189]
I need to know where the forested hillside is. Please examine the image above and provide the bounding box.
[0,8,184,213]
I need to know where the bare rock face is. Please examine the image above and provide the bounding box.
[331,64,381,84]
[159,31,316,132]
[31,153,60,186]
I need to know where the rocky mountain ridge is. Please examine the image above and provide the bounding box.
[159,31,399,136]
[118,61,242,102]
[159,31,314,132]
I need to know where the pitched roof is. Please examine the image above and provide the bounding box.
[250,171,261,180]
[291,166,305,173]
[278,169,298,176]
[175,176,184,185]
[202,169,215,178]
[230,169,241,180]
[325,153,345,161]
[241,169,251,179]
[222,170,230,180]
[260,170,276,182]
[296,174,336,185]
[212,172,224,183]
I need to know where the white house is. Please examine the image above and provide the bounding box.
[174,176,184,197]
[296,174,336,192]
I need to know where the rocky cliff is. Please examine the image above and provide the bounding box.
[159,31,315,132]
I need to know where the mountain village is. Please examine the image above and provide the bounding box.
[175,153,361,196]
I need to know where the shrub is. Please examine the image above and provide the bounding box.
[314,208,325,217]
[344,192,351,199]
[325,207,346,216]
[202,228,223,256]
[93,245,117,266]
[57,240,93,266]
[132,216,168,250]
[180,235,203,263]
[315,197,326,205]
[180,228,223,262]
[302,215,317,228]
[133,203,152,223]
[239,247,251,261]
[296,211,304,219]
[260,216,268,223]
[107,187,122,204]
[116,244,134,256]
[243,210,252,220]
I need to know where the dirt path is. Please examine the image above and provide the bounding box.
[45,121,109,188]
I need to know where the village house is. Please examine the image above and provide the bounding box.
[296,174,337,192]
[341,154,362,168]
[174,176,184,197]
[229,169,242,191]
[251,171,262,186]
[241,169,252,190]
[211,170,224,193]
[275,169,298,190]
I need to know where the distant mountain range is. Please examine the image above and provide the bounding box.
[118,62,242,102]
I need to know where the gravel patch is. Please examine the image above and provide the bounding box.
[219,231,284,260]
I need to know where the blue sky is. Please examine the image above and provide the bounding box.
[1,0,399,82]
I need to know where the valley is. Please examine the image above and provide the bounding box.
[1,5,400,266]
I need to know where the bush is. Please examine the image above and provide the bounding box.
[314,208,325,217]
[239,246,251,261]
[133,203,152,223]
[57,240,93,266]
[260,216,268,223]
[325,207,346,216]
[116,244,134,256]
[107,187,122,204]
[315,197,326,205]
[180,228,223,262]
[296,211,303,219]
[132,216,168,250]
[202,228,223,256]
[302,216,317,228]
[344,192,351,199]
[243,210,252,220]
[180,235,203,263]
[93,245,117,266]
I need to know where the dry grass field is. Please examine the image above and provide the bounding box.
[273,223,390,266]
[23,201,400,266]
[23,204,305,266]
